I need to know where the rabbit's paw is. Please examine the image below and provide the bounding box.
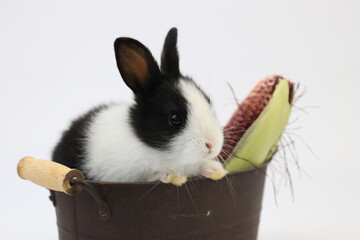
[161,173,187,186]
[201,160,228,180]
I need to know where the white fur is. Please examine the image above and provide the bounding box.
[83,78,224,182]
[169,79,224,173]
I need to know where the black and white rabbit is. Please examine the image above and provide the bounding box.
[52,28,227,185]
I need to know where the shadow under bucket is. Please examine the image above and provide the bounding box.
[50,164,268,240]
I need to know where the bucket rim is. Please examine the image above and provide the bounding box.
[85,161,270,186]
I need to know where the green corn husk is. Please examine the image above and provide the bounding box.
[225,79,293,172]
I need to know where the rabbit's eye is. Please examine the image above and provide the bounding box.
[168,113,182,127]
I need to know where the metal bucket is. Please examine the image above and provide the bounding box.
[49,164,268,240]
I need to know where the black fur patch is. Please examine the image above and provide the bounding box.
[161,28,180,78]
[52,105,108,169]
[129,78,188,150]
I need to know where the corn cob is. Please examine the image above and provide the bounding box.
[219,75,294,170]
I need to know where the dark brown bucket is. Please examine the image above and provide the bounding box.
[50,164,268,240]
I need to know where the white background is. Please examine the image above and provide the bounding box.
[1,0,360,239]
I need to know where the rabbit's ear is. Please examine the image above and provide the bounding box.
[161,28,180,78]
[114,38,161,94]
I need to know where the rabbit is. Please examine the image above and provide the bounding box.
[52,28,227,186]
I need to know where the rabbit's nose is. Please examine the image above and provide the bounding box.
[205,143,213,150]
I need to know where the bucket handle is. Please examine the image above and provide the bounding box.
[17,157,85,195]
[17,157,111,221]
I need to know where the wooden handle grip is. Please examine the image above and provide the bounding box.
[17,156,85,195]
